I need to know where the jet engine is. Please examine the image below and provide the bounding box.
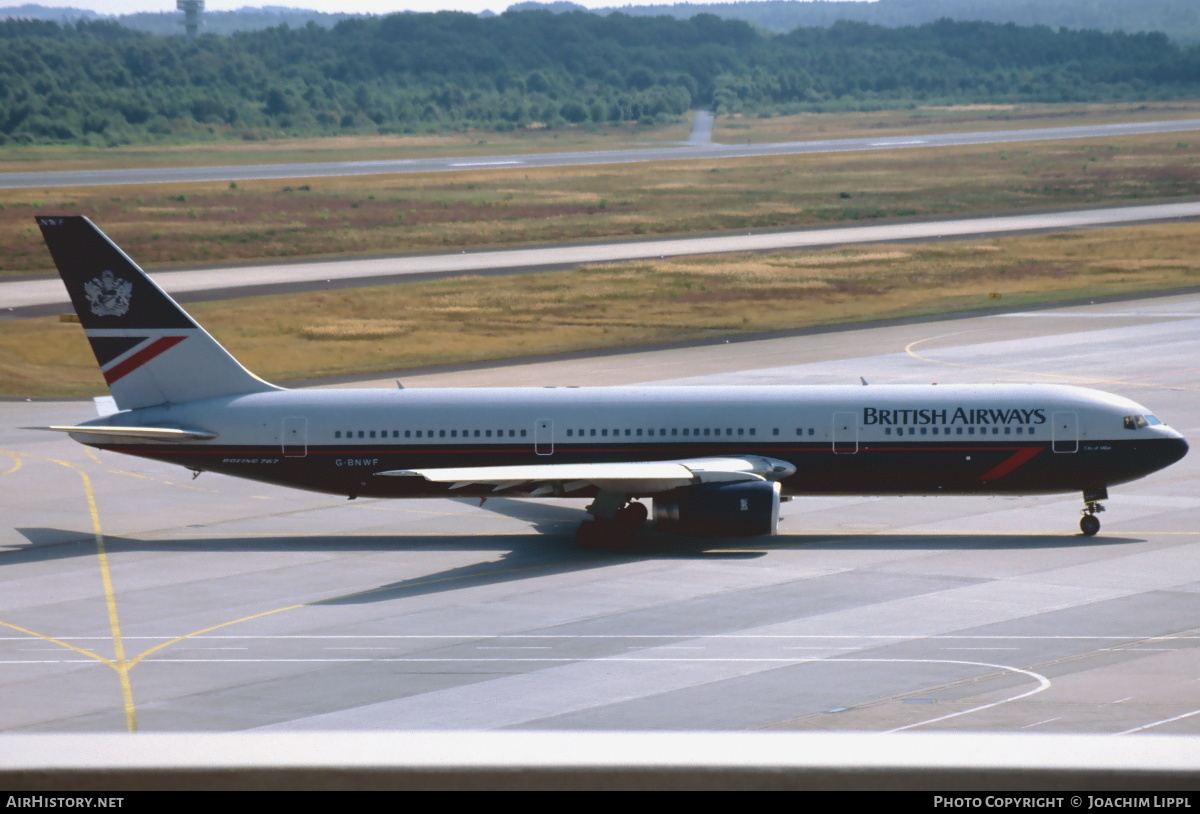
[653,480,781,537]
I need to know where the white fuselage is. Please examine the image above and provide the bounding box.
[82,382,1187,500]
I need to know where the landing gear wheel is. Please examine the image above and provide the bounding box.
[1080,492,1106,537]
[615,501,648,528]
[577,499,648,550]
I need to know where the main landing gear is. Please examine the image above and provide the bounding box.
[576,496,648,550]
[1080,487,1108,537]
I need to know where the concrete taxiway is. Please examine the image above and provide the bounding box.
[7,199,1200,316]
[1,292,1198,733]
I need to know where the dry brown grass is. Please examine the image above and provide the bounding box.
[4,129,1199,276]
[298,318,415,341]
[5,220,1198,397]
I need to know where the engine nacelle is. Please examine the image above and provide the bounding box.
[653,480,781,537]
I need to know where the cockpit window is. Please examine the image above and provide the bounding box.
[1124,415,1151,430]
[1146,415,1163,426]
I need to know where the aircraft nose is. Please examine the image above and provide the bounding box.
[1168,436,1189,465]
[1150,436,1190,474]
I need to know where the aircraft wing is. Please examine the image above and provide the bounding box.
[376,456,792,495]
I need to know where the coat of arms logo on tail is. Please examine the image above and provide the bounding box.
[84,269,133,317]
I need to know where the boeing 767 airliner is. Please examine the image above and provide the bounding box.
[31,216,1188,546]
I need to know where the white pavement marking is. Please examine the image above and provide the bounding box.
[880,660,1052,733]
[247,654,1049,732]
[1118,709,1200,735]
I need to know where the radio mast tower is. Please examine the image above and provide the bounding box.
[177,0,204,42]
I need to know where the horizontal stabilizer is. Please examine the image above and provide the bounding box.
[28,425,218,442]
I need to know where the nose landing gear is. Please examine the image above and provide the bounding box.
[1080,487,1108,536]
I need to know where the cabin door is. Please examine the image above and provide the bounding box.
[832,411,858,454]
[1052,411,1078,453]
[282,416,308,458]
[535,419,554,456]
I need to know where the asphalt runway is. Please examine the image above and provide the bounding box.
[4,117,1199,190]
[1,293,1198,733]
[7,200,1200,316]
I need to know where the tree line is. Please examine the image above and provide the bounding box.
[2,10,1198,146]
[589,0,1200,43]
[12,1,1200,43]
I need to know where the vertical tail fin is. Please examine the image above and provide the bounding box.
[37,216,279,410]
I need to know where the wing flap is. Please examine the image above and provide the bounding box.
[376,456,791,495]
[378,461,696,483]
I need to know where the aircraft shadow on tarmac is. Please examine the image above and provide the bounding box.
[11,522,1138,605]
[7,526,766,605]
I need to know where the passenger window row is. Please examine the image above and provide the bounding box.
[884,426,1036,436]
[334,429,528,439]
[332,425,1036,441]
[564,427,759,438]
[331,426,829,441]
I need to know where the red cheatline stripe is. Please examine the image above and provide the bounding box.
[102,336,186,384]
[978,446,1042,481]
